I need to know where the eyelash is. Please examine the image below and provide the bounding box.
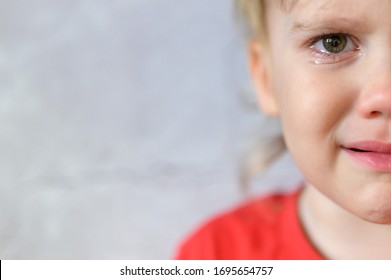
[307,33,361,64]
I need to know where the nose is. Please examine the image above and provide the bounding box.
[358,69,391,119]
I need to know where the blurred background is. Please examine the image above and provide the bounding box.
[0,0,302,259]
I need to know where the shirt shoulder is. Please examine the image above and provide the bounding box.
[175,191,295,260]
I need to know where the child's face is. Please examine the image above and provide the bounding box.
[251,0,391,224]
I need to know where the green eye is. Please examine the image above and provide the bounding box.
[322,34,347,53]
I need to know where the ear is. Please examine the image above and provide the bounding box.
[248,41,280,116]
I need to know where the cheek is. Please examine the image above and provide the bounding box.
[278,65,358,141]
[274,65,358,185]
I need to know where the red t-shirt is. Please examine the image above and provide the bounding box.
[175,188,324,259]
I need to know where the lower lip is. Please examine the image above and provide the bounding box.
[343,148,391,172]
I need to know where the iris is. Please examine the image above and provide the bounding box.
[322,34,347,53]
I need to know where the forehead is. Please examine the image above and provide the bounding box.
[280,0,370,12]
[278,0,384,19]
[280,0,302,12]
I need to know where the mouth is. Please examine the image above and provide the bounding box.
[342,141,391,171]
[347,148,370,153]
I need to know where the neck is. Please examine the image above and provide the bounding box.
[299,184,391,259]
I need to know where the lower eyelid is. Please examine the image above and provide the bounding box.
[309,47,361,65]
[309,49,360,65]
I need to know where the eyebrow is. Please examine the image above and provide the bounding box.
[290,17,367,35]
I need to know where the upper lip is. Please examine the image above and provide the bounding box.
[342,141,391,154]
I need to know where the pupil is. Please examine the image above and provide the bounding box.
[328,37,340,47]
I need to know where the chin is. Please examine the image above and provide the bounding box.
[362,211,391,225]
[359,202,391,224]
[354,183,391,224]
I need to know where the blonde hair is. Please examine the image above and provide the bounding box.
[236,0,300,40]
[235,0,287,190]
[236,0,266,42]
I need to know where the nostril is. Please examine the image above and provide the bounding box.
[368,111,382,118]
[358,85,391,119]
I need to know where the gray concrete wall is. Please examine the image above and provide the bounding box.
[0,0,302,259]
